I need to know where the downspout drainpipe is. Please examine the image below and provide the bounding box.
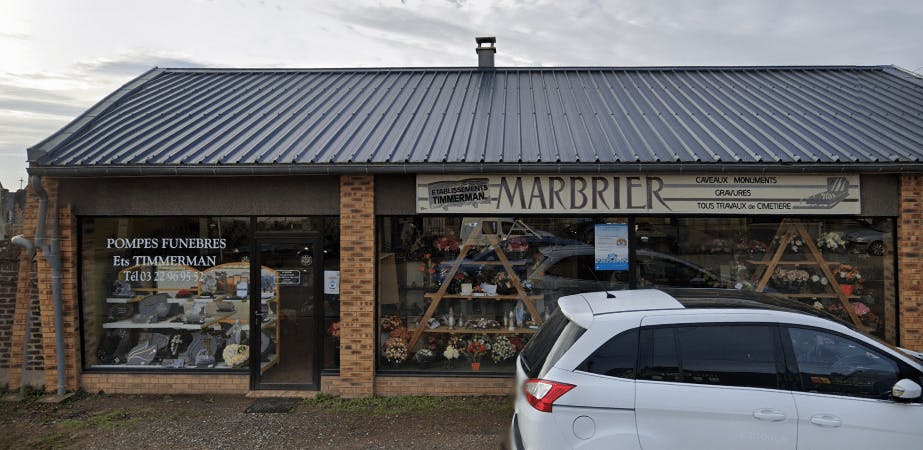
[31,176,67,396]
[10,234,34,396]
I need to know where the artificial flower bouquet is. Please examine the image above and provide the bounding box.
[491,335,516,363]
[384,338,408,365]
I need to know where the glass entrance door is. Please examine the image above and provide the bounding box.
[251,236,323,389]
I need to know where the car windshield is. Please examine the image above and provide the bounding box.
[520,308,586,378]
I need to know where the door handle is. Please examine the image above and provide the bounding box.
[753,408,787,422]
[810,414,842,428]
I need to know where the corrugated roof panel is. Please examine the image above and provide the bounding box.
[28,65,923,170]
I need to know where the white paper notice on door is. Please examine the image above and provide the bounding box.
[324,270,340,294]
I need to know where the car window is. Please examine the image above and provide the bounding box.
[520,308,586,378]
[639,256,712,288]
[788,327,899,399]
[676,325,781,389]
[638,327,681,382]
[578,328,638,379]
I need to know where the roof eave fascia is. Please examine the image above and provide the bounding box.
[26,162,923,177]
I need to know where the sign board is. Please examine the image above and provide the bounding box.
[324,270,340,295]
[278,270,301,286]
[594,224,629,271]
[416,174,860,215]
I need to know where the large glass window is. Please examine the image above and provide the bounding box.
[81,217,253,371]
[376,216,627,374]
[636,217,896,341]
[81,216,340,372]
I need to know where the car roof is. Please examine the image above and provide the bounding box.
[558,288,854,330]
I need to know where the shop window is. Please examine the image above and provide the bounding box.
[81,216,340,373]
[636,217,897,342]
[376,216,627,374]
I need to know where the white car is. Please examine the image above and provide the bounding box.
[509,288,923,450]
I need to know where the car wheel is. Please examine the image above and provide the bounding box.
[868,241,884,256]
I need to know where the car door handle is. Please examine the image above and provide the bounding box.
[810,414,842,428]
[753,408,787,422]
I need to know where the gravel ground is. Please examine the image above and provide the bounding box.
[0,392,512,449]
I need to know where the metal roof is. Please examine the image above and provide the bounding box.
[27,65,923,176]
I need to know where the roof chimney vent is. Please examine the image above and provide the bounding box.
[475,36,496,69]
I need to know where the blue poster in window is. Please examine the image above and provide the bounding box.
[595,224,629,271]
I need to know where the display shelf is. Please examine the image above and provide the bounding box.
[749,219,864,328]
[102,312,234,330]
[408,327,538,334]
[746,260,839,266]
[424,293,543,300]
[783,293,861,299]
[105,296,144,304]
[406,222,545,351]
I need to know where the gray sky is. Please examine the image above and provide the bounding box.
[2,0,922,190]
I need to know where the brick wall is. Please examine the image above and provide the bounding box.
[0,244,43,373]
[375,376,515,397]
[336,175,376,397]
[81,373,249,394]
[8,183,45,389]
[900,174,923,350]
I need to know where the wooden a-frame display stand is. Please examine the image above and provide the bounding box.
[750,219,864,328]
[406,225,544,351]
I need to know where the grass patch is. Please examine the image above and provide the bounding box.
[304,394,513,415]
[59,409,140,431]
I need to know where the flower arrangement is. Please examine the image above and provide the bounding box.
[808,274,829,293]
[418,253,438,289]
[491,335,516,363]
[469,317,502,329]
[222,344,249,368]
[415,348,435,368]
[384,338,408,365]
[434,236,460,257]
[380,315,402,332]
[463,335,491,363]
[735,240,768,255]
[771,268,809,292]
[774,236,805,254]
[443,344,460,360]
[503,237,530,258]
[327,321,340,338]
[447,335,467,355]
[836,264,862,285]
[818,231,846,251]
[494,272,515,295]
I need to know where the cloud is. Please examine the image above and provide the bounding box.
[0,31,30,40]
[74,53,207,76]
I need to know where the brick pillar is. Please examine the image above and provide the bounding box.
[8,184,40,389]
[21,179,81,392]
[338,175,376,397]
[899,174,923,350]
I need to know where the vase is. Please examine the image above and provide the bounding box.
[445,360,456,369]
[840,284,855,297]
[471,362,481,371]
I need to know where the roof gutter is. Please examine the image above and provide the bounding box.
[25,162,923,177]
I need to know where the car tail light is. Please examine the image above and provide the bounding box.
[523,378,575,413]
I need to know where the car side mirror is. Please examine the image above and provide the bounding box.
[891,379,922,401]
